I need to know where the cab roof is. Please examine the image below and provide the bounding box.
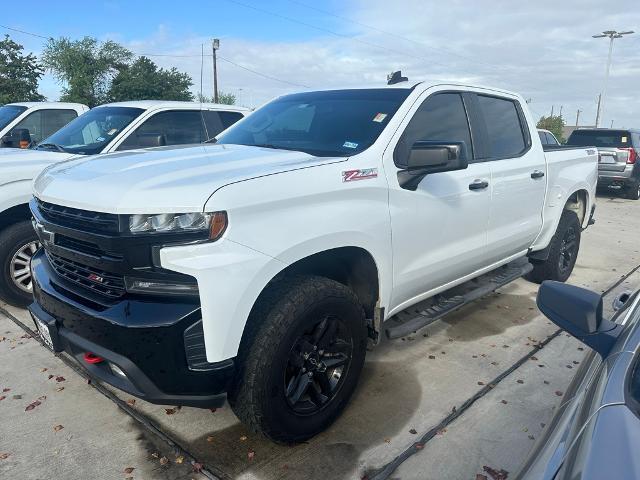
[98,100,251,113]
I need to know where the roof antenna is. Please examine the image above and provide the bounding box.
[387,71,408,85]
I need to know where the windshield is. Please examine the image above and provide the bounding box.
[0,105,28,131]
[567,130,632,148]
[37,106,144,155]
[216,88,411,157]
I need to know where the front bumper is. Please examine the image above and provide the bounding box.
[30,249,234,408]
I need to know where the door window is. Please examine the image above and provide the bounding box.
[117,110,206,151]
[394,92,473,166]
[477,95,527,158]
[203,110,244,139]
[11,109,77,145]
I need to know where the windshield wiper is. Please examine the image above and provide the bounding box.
[253,143,303,153]
[37,143,68,153]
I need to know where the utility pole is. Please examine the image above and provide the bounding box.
[212,38,220,103]
[550,105,554,117]
[559,105,563,118]
[575,109,582,127]
[592,30,634,127]
[595,94,602,127]
[610,120,614,128]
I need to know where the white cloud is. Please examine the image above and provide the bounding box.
[38,0,640,127]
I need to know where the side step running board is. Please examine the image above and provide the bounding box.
[385,258,533,340]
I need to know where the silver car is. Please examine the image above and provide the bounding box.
[516,281,640,480]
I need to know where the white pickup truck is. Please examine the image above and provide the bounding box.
[0,102,88,148]
[28,80,597,443]
[0,101,249,306]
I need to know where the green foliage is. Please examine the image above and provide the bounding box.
[536,115,566,143]
[42,37,133,107]
[0,35,45,103]
[196,91,237,105]
[108,56,193,102]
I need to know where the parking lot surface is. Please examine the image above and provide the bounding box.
[1,194,638,480]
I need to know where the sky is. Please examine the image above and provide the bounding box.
[3,0,639,128]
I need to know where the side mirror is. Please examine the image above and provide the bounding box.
[398,141,469,191]
[136,133,167,148]
[537,281,622,358]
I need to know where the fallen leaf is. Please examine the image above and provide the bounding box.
[175,455,184,464]
[409,428,417,435]
[47,374,54,380]
[165,408,177,415]
[476,475,489,480]
[239,435,247,441]
[384,438,390,443]
[25,400,42,411]
[500,400,508,404]
[540,423,546,428]
[566,365,573,369]
[478,381,485,386]
[577,347,584,351]
[490,362,499,366]
[123,467,135,474]
[126,399,136,407]
[2,388,10,393]
[0,396,5,401]
[528,435,535,440]
[209,408,217,413]
[483,465,509,480]
[55,376,65,383]
[151,452,159,459]
[12,394,22,400]
[159,456,169,466]
[207,436,215,442]
[572,360,580,365]
[192,462,203,473]
[415,443,424,450]
[428,355,436,359]
[530,356,538,361]
[40,368,48,372]
[248,449,255,461]
[0,453,10,460]
[516,379,524,384]
[543,380,550,385]
[53,425,64,432]
[555,391,564,397]
[55,387,64,392]
[86,379,92,385]
[538,364,545,368]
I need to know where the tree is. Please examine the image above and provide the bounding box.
[42,37,132,107]
[196,91,237,105]
[537,115,566,143]
[108,56,193,102]
[0,35,45,103]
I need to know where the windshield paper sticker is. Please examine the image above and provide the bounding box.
[343,141,358,149]
[622,136,628,143]
[107,128,118,136]
[343,168,378,182]
[373,113,388,123]
[96,136,105,142]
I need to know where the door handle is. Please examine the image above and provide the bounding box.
[531,170,545,179]
[468,179,489,190]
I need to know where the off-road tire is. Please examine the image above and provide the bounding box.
[228,275,367,444]
[0,221,39,307]
[527,210,581,284]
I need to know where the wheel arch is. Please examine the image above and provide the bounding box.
[0,203,31,233]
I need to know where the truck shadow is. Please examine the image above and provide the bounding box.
[184,360,422,480]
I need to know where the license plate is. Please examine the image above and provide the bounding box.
[34,315,55,351]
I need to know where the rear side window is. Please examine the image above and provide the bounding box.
[567,130,632,148]
[545,132,559,146]
[395,92,473,166]
[117,110,206,151]
[203,110,244,139]
[478,95,527,158]
[538,131,547,145]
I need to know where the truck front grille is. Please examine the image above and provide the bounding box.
[46,251,126,299]
[37,199,120,234]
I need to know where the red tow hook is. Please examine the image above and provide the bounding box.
[83,352,104,364]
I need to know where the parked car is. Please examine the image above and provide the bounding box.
[516,282,640,480]
[0,102,88,148]
[567,128,640,200]
[28,80,597,443]
[0,101,249,307]
[537,128,561,147]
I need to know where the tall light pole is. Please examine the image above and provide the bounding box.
[592,30,634,127]
[212,38,220,103]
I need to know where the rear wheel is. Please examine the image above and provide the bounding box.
[625,181,640,200]
[528,210,581,284]
[0,221,40,307]
[229,275,367,443]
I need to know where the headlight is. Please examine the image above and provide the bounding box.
[128,211,227,239]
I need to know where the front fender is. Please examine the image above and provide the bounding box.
[0,179,34,216]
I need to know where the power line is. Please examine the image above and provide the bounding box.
[0,24,307,89]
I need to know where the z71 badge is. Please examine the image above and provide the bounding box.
[342,168,378,182]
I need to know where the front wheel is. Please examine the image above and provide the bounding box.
[0,221,40,307]
[527,210,581,284]
[229,275,367,443]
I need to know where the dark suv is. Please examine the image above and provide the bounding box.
[567,128,640,200]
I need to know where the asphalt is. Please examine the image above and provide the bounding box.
[1,192,639,480]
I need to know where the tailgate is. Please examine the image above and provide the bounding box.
[598,148,629,172]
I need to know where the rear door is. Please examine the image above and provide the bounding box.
[471,94,546,264]
[386,90,492,311]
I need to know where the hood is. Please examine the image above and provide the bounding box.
[34,144,344,214]
[0,148,76,186]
